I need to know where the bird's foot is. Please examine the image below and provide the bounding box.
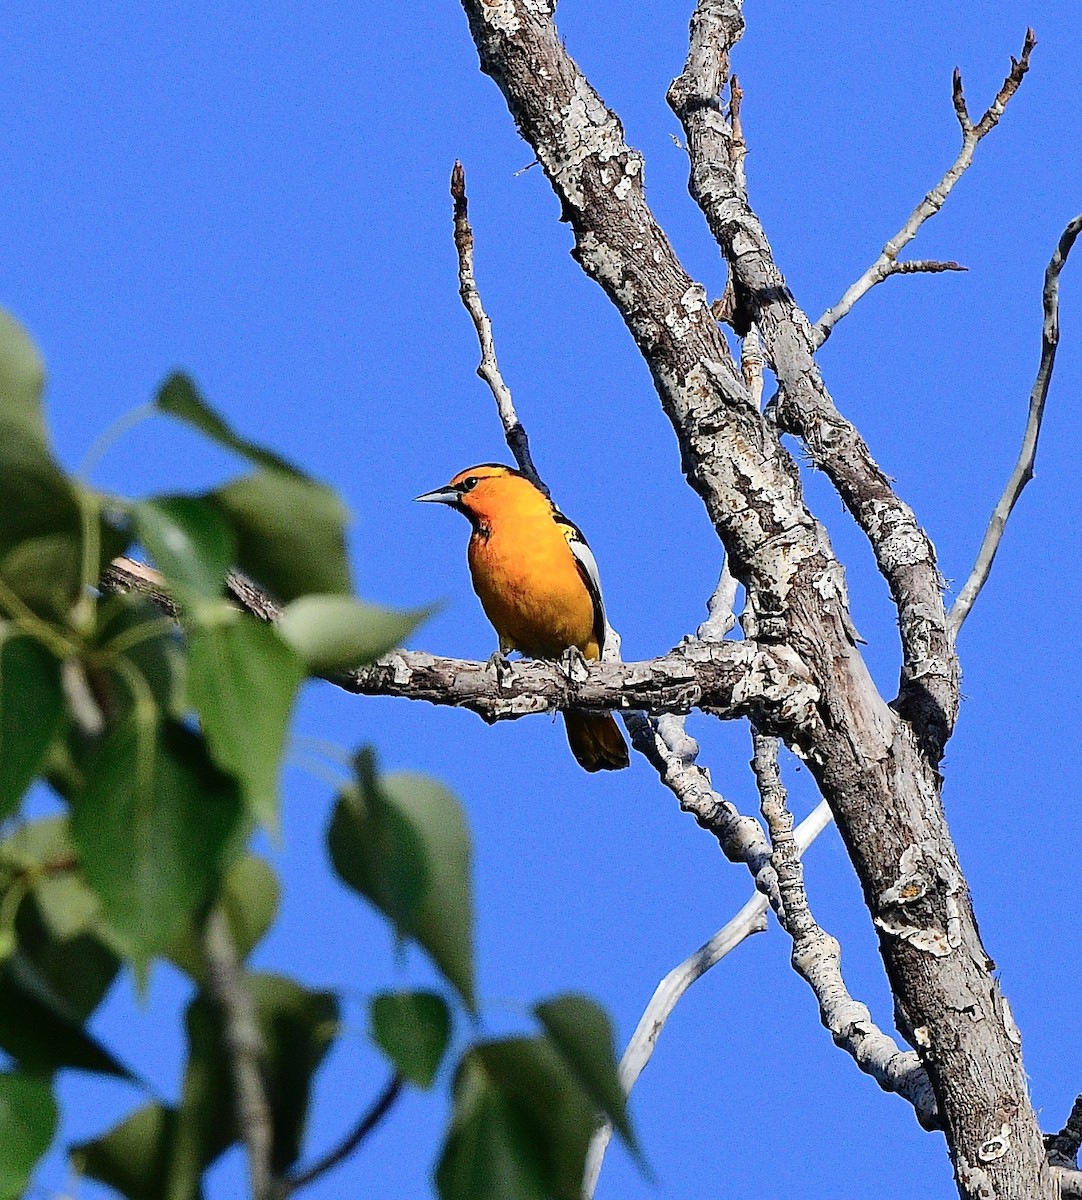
[557,645,590,683]
[485,649,514,688]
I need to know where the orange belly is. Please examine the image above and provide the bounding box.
[468,522,598,660]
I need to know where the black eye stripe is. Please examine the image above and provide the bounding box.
[460,476,479,492]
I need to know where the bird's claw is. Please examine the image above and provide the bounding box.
[485,649,513,687]
[557,645,590,683]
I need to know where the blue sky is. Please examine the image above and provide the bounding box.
[3,2,1081,1198]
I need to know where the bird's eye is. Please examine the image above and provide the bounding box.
[460,476,479,493]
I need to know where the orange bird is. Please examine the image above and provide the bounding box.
[415,464,629,772]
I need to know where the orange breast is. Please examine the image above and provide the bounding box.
[468,506,598,660]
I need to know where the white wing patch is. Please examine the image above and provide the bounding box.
[567,532,604,620]
[558,518,610,653]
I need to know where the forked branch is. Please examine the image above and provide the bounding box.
[814,29,1036,345]
[583,797,833,1199]
[448,162,796,882]
[751,733,936,1125]
[668,0,959,755]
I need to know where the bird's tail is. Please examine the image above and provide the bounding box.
[564,712,629,772]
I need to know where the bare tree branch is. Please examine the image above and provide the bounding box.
[106,11,1062,1196]
[667,0,959,757]
[751,733,937,1125]
[278,1074,404,1198]
[202,909,273,1200]
[450,160,547,496]
[100,556,821,728]
[950,212,1082,635]
[814,30,1036,346]
[583,798,833,1199]
[445,171,868,1200]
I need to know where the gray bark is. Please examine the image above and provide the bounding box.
[454,2,1053,1196]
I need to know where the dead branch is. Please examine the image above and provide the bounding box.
[751,733,936,1124]
[450,160,547,496]
[950,212,1082,636]
[100,555,821,728]
[667,0,959,757]
[582,796,833,1198]
[814,30,1036,346]
[447,166,798,888]
[1046,1093,1082,1169]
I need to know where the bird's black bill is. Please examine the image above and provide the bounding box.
[413,486,460,505]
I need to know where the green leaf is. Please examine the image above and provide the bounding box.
[278,595,429,673]
[0,460,82,623]
[534,994,641,1162]
[0,634,64,821]
[330,754,427,936]
[34,871,102,941]
[133,497,235,605]
[212,471,352,602]
[370,990,452,1089]
[329,755,475,1010]
[0,1071,57,1200]
[0,950,129,1078]
[188,615,304,830]
[475,1038,598,1200]
[171,973,339,1193]
[0,314,86,620]
[0,871,126,1077]
[0,309,46,448]
[70,718,245,970]
[0,520,83,621]
[437,1052,547,1200]
[254,974,339,1173]
[13,884,118,1019]
[155,373,300,478]
[167,856,280,983]
[73,1102,185,1200]
[94,595,186,718]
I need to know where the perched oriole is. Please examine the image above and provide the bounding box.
[415,464,629,772]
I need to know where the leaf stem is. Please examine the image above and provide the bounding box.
[277,1073,403,1197]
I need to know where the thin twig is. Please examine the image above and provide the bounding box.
[278,1074,404,1197]
[889,259,967,276]
[583,799,833,1198]
[750,733,937,1126]
[450,161,548,497]
[202,909,274,1200]
[814,29,1036,346]
[949,212,1082,636]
